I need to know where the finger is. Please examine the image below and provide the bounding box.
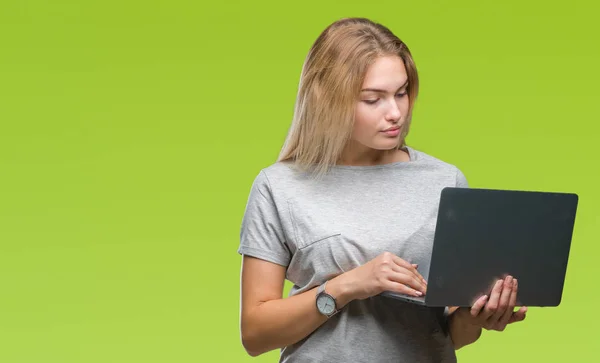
[509,312,526,324]
[379,252,421,286]
[412,264,427,285]
[470,294,489,318]
[396,266,426,293]
[482,279,504,320]
[390,259,426,292]
[488,276,514,325]
[392,255,427,284]
[509,306,528,324]
[389,269,427,294]
[385,280,424,297]
[498,278,518,328]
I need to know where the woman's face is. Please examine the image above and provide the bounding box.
[352,55,410,152]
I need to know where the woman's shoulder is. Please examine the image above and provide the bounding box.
[407,146,468,186]
[246,160,302,193]
[243,161,313,208]
[254,160,300,182]
[407,146,461,171]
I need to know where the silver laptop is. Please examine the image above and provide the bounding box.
[382,187,579,307]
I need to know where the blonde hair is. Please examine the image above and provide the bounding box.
[277,17,420,178]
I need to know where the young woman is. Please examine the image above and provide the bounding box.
[237,17,527,362]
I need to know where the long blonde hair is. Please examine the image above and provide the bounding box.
[277,17,420,178]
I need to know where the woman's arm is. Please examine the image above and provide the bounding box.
[447,307,482,349]
[239,255,353,357]
[240,252,427,356]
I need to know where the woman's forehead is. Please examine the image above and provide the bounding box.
[361,56,408,91]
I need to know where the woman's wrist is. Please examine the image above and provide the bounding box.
[452,307,475,326]
[326,274,355,309]
[449,307,483,349]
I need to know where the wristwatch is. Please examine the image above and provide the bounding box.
[316,281,339,318]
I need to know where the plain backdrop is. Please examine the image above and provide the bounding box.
[0,1,598,362]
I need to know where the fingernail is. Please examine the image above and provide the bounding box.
[507,276,513,283]
[415,291,423,296]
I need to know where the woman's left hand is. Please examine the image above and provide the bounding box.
[456,275,528,331]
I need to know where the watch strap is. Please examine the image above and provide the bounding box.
[317,281,326,295]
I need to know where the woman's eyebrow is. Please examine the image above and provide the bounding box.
[360,79,409,93]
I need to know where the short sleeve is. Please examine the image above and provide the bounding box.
[237,170,291,267]
[455,167,469,188]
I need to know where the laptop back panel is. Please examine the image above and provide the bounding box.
[424,187,578,307]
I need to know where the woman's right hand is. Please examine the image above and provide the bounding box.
[329,251,428,307]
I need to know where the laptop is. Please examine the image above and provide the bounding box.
[381,187,579,307]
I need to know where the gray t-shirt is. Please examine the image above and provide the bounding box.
[238,145,469,362]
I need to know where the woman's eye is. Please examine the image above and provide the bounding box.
[363,93,407,105]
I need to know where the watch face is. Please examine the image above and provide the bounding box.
[317,294,336,315]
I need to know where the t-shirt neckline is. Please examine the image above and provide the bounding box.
[330,145,416,170]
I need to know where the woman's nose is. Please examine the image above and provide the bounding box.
[385,101,402,121]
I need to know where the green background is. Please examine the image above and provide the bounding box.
[1,0,598,362]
